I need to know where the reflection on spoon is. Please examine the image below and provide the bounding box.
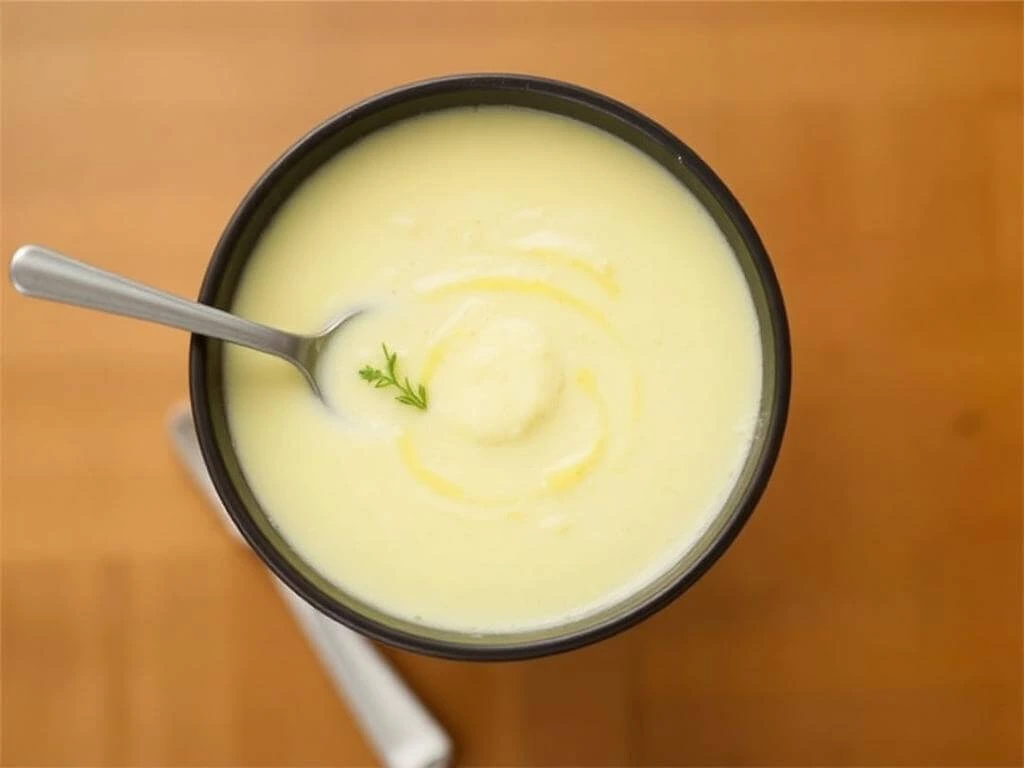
[8,244,363,410]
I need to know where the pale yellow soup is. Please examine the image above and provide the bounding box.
[225,106,762,633]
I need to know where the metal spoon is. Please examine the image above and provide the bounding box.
[9,244,361,401]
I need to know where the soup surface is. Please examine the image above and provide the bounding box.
[224,106,762,632]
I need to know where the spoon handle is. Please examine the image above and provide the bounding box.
[9,244,300,361]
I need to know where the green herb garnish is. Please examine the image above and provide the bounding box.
[358,343,428,411]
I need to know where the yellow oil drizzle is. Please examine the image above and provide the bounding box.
[421,275,610,330]
[420,330,461,384]
[419,278,642,422]
[396,432,475,503]
[396,369,610,506]
[418,298,484,384]
[396,431,519,512]
[543,369,608,493]
[516,246,620,296]
[630,354,645,421]
[414,272,643,483]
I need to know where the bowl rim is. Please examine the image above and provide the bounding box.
[189,72,791,661]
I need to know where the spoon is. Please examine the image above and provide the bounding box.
[8,244,361,401]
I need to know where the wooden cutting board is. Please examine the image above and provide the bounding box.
[2,3,1020,765]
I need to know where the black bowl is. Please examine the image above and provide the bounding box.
[189,74,791,661]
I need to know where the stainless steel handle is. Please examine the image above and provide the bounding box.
[166,405,452,768]
[9,244,299,361]
[284,598,454,768]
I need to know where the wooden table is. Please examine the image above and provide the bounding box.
[2,3,1021,765]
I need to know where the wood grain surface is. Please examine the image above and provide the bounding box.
[2,2,1021,766]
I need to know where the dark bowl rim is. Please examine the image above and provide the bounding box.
[189,72,791,661]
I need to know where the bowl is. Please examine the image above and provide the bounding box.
[189,73,791,660]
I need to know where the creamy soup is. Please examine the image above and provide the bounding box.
[224,106,761,632]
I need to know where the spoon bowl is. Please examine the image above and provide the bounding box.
[8,244,361,407]
[289,309,365,399]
